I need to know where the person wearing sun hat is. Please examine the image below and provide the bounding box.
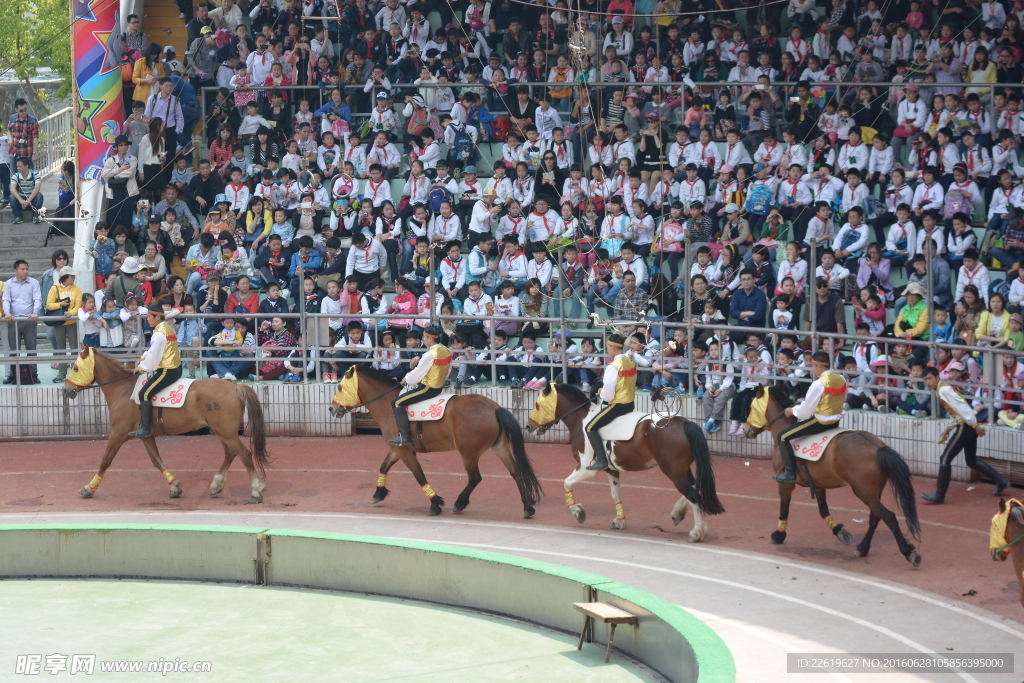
[128,304,183,438]
[105,256,145,308]
[586,333,636,471]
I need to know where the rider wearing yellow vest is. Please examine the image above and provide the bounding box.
[920,366,1007,503]
[128,307,182,438]
[774,350,845,483]
[388,325,451,447]
[586,334,636,471]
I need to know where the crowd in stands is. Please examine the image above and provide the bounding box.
[5,0,1024,431]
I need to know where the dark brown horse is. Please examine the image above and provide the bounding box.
[61,346,270,502]
[329,365,543,517]
[991,498,1024,610]
[525,383,724,540]
[744,386,922,565]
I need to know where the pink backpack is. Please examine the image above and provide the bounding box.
[942,190,973,220]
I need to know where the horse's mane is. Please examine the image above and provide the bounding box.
[92,347,131,375]
[355,364,400,388]
[556,383,589,405]
[768,385,795,409]
[1010,502,1024,526]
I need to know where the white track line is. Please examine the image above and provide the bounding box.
[0,466,987,536]
[6,510,1021,641]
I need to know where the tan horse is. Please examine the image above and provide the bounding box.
[991,498,1024,610]
[744,385,922,566]
[329,365,543,517]
[61,346,270,503]
[525,383,724,540]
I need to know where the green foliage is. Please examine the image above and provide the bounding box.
[0,0,74,98]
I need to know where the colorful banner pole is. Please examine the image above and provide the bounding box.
[72,0,124,180]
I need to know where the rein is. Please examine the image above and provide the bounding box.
[76,374,137,390]
[540,397,597,430]
[346,385,402,411]
[995,533,1024,555]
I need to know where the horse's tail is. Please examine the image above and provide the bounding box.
[495,407,543,503]
[683,419,725,515]
[877,446,920,541]
[236,384,270,478]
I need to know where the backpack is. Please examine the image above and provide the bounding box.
[862,194,884,221]
[429,185,453,213]
[492,116,512,142]
[448,122,474,162]
[943,190,972,220]
[991,277,1011,298]
[549,67,572,99]
[744,184,773,216]
[406,104,430,136]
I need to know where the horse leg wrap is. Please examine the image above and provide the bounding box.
[824,515,837,529]
[162,469,176,484]
[565,491,577,506]
[422,483,436,499]
[85,474,103,492]
[777,519,788,532]
[376,473,388,487]
[615,503,625,520]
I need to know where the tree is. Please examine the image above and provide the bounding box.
[0,0,74,114]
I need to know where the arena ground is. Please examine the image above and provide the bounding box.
[2,435,1023,682]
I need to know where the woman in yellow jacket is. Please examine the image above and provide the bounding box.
[132,44,165,107]
[976,293,1012,347]
[45,266,83,382]
[894,282,929,359]
[965,47,998,103]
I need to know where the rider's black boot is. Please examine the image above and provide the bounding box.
[772,440,798,483]
[128,401,153,438]
[387,406,413,446]
[586,431,610,470]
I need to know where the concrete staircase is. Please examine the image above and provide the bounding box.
[0,176,74,278]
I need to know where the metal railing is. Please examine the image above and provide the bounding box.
[36,107,74,180]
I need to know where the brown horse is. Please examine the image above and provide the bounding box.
[525,383,724,540]
[328,365,543,517]
[61,346,270,503]
[991,498,1024,610]
[744,386,922,566]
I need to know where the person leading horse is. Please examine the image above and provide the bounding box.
[773,350,846,483]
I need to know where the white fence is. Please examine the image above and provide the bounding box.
[36,107,73,179]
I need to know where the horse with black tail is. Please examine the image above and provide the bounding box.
[329,365,542,517]
[526,382,723,540]
[744,385,922,566]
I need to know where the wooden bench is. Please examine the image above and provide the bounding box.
[573,601,638,663]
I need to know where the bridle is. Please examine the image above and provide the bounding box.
[335,384,401,413]
[535,396,597,434]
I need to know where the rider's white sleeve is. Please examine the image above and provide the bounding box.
[792,380,823,421]
[599,364,618,403]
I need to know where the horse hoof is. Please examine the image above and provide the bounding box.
[523,507,535,519]
[371,486,389,505]
[609,519,625,530]
[209,488,222,497]
[169,485,183,499]
[854,548,868,557]
[247,495,263,504]
[671,515,683,527]
[905,551,922,568]
[770,530,787,544]
[836,528,854,545]
[453,504,467,514]
[569,504,586,524]
[428,506,442,516]
[78,487,94,498]
[687,532,703,543]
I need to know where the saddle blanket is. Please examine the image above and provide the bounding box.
[404,393,456,421]
[132,376,197,408]
[598,410,652,441]
[791,426,850,461]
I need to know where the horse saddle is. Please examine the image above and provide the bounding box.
[404,393,456,421]
[791,426,850,461]
[597,410,652,442]
[132,376,197,408]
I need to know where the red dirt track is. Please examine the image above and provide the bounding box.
[2,435,1021,622]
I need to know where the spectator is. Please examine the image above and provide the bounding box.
[2,260,41,385]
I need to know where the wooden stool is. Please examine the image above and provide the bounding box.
[573,602,638,663]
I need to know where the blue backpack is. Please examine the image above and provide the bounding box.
[428,185,453,213]
[744,184,773,216]
[449,122,475,163]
